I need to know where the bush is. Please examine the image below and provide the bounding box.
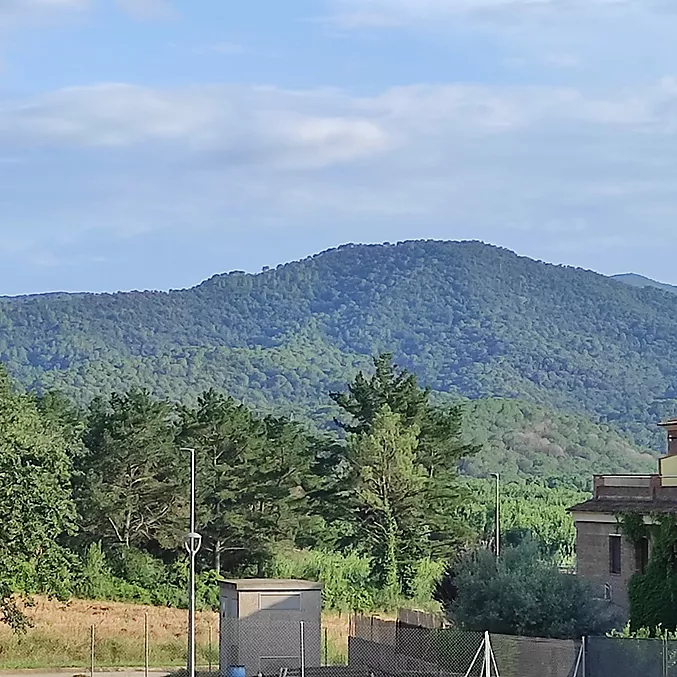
[270,550,376,612]
[75,544,152,604]
[436,541,621,639]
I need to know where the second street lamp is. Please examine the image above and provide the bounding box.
[181,447,202,677]
[491,472,500,559]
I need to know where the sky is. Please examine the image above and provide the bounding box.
[3,0,677,294]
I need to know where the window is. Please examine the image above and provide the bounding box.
[604,583,612,601]
[259,593,301,611]
[635,537,649,574]
[609,535,622,575]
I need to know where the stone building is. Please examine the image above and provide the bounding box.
[569,419,677,619]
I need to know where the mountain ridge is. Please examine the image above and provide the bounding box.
[612,273,677,295]
[1,239,677,452]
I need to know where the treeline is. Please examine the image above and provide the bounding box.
[0,354,587,629]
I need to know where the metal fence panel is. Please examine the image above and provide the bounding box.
[667,640,677,677]
[349,617,483,677]
[490,634,580,677]
[220,617,322,677]
[586,636,664,677]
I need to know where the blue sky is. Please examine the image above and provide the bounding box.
[3,0,677,294]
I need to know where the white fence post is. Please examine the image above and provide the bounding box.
[90,624,95,677]
[300,621,306,677]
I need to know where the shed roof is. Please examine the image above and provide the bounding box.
[219,578,322,592]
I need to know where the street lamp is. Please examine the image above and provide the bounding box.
[491,473,500,560]
[181,448,202,677]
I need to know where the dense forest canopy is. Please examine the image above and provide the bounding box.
[0,346,654,639]
[2,240,677,449]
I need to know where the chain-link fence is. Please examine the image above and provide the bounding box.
[585,636,677,677]
[221,616,322,677]
[348,615,582,677]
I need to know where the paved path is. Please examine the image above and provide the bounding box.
[0,670,174,677]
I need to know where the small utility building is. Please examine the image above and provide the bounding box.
[219,579,322,677]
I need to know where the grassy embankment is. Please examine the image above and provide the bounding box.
[0,598,352,670]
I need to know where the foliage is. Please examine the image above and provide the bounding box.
[0,368,76,630]
[269,549,376,612]
[619,512,650,546]
[321,355,477,594]
[77,390,185,550]
[436,541,621,639]
[460,398,655,487]
[1,240,676,452]
[0,356,629,634]
[460,478,586,565]
[628,516,677,632]
[179,389,315,575]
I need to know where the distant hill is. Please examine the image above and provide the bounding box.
[463,398,655,485]
[612,273,677,295]
[2,240,677,452]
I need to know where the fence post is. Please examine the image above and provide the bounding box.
[90,624,95,677]
[582,637,586,677]
[300,621,306,677]
[324,627,328,666]
[144,612,149,677]
[484,632,491,677]
[209,623,213,673]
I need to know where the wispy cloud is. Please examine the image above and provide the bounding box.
[114,0,176,20]
[204,42,245,55]
[0,83,393,167]
[0,0,88,28]
[4,77,677,291]
[331,0,645,26]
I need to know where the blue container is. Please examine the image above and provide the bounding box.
[227,666,246,677]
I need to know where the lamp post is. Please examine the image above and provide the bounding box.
[491,473,500,559]
[181,447,202,677]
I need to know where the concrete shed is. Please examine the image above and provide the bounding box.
[219,579,323,677]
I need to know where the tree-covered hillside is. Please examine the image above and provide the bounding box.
[2,240,677,448]
[463,398,655,486]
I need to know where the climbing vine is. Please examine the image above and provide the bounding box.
[619,512,650,546]
[621,514,677,632]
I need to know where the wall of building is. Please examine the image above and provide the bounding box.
[575,521,638,619]
[220,586,322,677]
[660,455,677,486]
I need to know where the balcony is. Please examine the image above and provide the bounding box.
[594,474,677,502]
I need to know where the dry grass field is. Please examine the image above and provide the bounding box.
[0,597,218,670]
[0,598,353,670]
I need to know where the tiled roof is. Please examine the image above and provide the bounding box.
[569,498,677,514]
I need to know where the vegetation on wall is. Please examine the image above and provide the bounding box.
[625,515,677,632]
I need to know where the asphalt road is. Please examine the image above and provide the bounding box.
[0,671,174,677]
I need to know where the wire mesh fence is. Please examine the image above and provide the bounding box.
[221,616,322,677]
[348,615,582,677]
[584,636,677,677]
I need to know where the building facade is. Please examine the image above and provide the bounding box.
[569,420,677,619]
[219,578,322,677]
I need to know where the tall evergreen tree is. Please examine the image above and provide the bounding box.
[180,390,313,575]
[77,390,184,551]
[326,354,478,591]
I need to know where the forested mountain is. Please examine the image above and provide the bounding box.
[462,398,654,485]
[612,273,677,295]
[2,240,677,450]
